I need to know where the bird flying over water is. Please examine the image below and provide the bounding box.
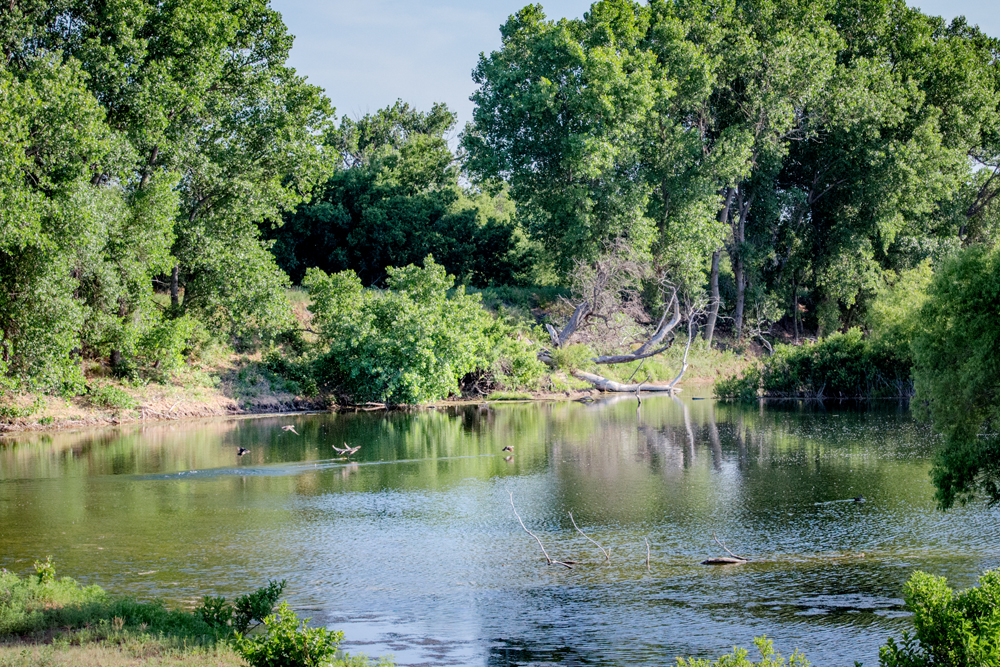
[282,425,299,435]
[333,443,361,457]
[237,447,250,456]
[502,445,514,452]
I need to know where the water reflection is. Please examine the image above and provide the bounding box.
[1,397,998,666]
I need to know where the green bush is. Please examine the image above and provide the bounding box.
[32,557,55,585]
[880,569,1000,667]
[715,366,761,402]
[714,328,912,400]
[676,636,810,666]
[306,256,544,404]
[88,384,137,411]
[235,602,342,667]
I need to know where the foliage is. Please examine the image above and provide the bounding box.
[715,329,912,399]
[464,0,1000,340]
[0,568,204,639]
[0,0,334,392]
[911,246,1000,508]
[234,602,342,667]
[232,580,286,636]
[879,570,1000,667]
[87,385,138,412]
[306,257,544,404]
[31,558,55,586]
[0,568,390,666]
[676,636,810,667]
[270,101,539,288]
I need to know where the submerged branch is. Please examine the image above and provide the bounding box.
[508,491,574,568]
[569,512,610,562]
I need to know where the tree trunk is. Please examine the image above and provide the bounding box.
[704,187,735,346]
[704,249,721,345]
[733,254,745,339]
[731,188,752,341]
[170,264,180,308]
[792,280,799,344]
[572,371,680,393]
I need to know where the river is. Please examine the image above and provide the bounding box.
[1,395,997,666]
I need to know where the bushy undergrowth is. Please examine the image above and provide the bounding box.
[0,568,208,640]
[715,329,912,399]
[304,257,545,404]
[676,637,810,666]
[880,569,1000,667]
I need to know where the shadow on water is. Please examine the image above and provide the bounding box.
[1,396,998,666]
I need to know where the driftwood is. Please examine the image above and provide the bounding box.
[701,557,747,566]
[702,532,749,565]
[572,371,681,394]
[644,536,651,572]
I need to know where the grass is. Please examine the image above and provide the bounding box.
[0,566,392,667]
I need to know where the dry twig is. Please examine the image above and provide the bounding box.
[508,491,574,568]
[644,536,651,572]
[713,531,748,561]
[568,512,610,562]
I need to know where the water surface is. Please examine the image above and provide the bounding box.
[1,396,997,666]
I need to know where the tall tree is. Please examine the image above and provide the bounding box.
[272,101,537,287]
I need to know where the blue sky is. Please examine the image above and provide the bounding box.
[270,0,999,131]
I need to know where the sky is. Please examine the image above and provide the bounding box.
[271,0,999,133]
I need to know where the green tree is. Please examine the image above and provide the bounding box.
[272,102,537,287]
[912,246,1000,508]
[462,2,661,273]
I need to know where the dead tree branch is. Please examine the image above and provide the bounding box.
[568,512,610,562]
[713,532,748,561]
[591,291,681,364]
[645,536,651,572]
[508,490,574,568]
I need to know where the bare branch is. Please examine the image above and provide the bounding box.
[592,291,681,365]
[713,532,748,562]
[508,490,573,568]
[568,512,610,562]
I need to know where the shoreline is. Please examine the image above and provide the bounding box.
[0,382,714,437]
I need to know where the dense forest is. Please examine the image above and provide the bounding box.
[0,0,998,504]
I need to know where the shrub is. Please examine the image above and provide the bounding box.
[88,384,137,411]
[234,602,342,667]
[306,256,544,404]
[714,328,912,400]
[32,557,55,585]
[676,636,810,666]
[232,579,286,635]
[879,569,1000,667]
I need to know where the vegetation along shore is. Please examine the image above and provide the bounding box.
[1,0,999,663]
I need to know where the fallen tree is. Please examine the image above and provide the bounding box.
[539,241,703,393]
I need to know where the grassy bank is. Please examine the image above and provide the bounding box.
[0,564,389,667]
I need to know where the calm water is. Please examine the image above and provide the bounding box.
[1,396,998,666]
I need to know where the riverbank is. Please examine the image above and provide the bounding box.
[0,567,390,667]
[0,341,747,435]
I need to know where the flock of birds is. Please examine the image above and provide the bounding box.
[235,424,361,459]
[235,425,518,463]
